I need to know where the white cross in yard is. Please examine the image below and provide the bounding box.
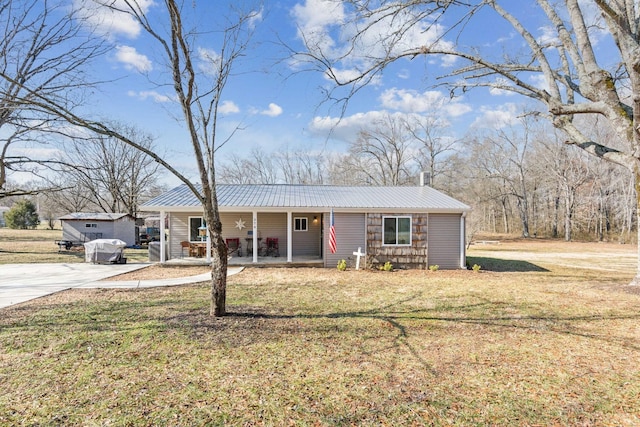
[352,247,365,270]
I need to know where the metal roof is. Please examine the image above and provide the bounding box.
[58,212,133,221]
[141,184,470,213]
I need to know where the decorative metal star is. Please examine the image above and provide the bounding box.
[235,218,246,230]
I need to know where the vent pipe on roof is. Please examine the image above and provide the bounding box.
[419,172,431,187]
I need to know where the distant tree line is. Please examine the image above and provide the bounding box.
[217,112,635,243]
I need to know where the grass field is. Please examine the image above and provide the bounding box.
[1,237,639,425]
[0,228,149,264]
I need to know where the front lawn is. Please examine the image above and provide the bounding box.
[0,228,148,264]
[1,239,639,425]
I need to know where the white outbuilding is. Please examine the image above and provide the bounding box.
[59,213,136,247]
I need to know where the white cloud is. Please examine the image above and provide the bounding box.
[309,110,452,143]
[379,88,471,117]
[309,111,388,142]
[13,147,65,160]
[529,74,550,92]
[291,0,345,62]
[496,32,516,44]
[291,0,455,82]
[248,7,264,28]
[471,103,520,130]
[127,90,172,103]
[489,78,517,96]
[260,103,283,117]
[197,47,221,75]
[74,0,154,40]
[537,25,560,48]
[219,100,240,114]
[577,0,609,45]
[489,87,516,96]
[439,54,458,67]
[397,69,410,80]
[115,45,152,72]
[292,0,345,37]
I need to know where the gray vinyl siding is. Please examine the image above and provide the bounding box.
[427,213,461,269]
[169,213,189,259]
[324,213,366,268]
[62,218,135,246]
[255,213,288,256]
[291,213,321,256]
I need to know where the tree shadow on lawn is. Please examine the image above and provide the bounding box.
[467,256,549,272]
[5,289,640,383]
[219,290,640,351]
[220,305,640,353]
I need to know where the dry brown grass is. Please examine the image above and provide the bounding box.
[1,238,639,425]
[107,264,212,280]
[0,228,149,264]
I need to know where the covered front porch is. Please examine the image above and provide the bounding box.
[155,209,326,267]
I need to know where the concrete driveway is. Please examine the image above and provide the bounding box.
[0,263,244,309]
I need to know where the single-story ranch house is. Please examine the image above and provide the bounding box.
[141,184,471,269]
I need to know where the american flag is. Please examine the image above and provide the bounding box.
[329,209,337,254]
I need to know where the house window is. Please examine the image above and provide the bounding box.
[85,223,97,228]
[383,216,412,246]
[189,217,207,242]
[294,217,308,232]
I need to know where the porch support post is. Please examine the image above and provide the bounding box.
[460,212,466,269]
[206,225,211,263]
[287,211,292,262]
[159,210,166,264]
[252,211,258,263]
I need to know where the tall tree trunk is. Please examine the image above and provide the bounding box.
[517,197,530,238]
[209,218,228,316]
[203,195,228,316]
[633,169,640,284]
[501,197,509,233]
[552,195,559,238]
[564,198,572,241]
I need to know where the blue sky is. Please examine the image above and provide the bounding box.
[39,0,613,187]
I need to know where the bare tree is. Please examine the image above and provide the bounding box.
[218,147,278,184]
[60,124,163,217]
[404,115,457,190]
[537,136,592,241]
[219,144,328,185]
[41,181,92,216]
[298,0,640,282]
[467,117,535,238]
[327,153,368,185]
[336,113,418,185]
[274,145,327,184]
[4,1,260,316]
[0,0,105,199]
[93,0,259,316]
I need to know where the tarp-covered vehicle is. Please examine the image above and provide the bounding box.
[84,239,127,264]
